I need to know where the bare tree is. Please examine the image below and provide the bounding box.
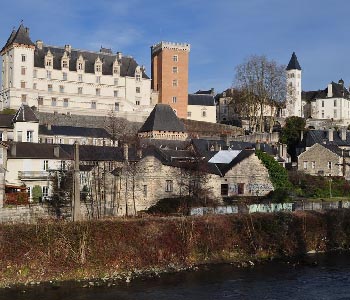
[234,55,286,132]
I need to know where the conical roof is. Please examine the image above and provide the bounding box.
[12,104,38,123]
[286,52,301,71]
[1,24,34,53]
[139,104,186,133]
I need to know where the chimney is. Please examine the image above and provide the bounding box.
[328,128,334,142]
[36,40,43,50]
[47,124,52,130]
[64,44,72,53]
[53,145,59,158]
[341,128,347,141]
[117,52,122,60]
[2,130,8,142]
[123,144,129,162]
[10,144,16,157]
[210,88,215,95]
[328,83,333,98]
[300,130,304,141]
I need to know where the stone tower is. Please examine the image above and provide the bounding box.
[151,42,190,119]
[286,52,302,117]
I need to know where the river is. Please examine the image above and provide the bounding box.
[1,252,350,300]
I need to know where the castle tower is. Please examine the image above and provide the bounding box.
[286,52,302,117]
[151,42,190,119]
[0,24,35,109]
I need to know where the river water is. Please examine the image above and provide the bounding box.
[2,252,350,300]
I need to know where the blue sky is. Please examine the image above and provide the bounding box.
[1,0,350,93]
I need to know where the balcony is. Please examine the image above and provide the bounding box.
[18,171,49,180]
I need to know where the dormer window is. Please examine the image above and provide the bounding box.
[94,57,102,74]
[61,52,69,69]
[76,55,85,72]
[62,60,68,69]
[45,50,53,68]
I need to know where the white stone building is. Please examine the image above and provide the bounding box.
[1,24,154,122]
[187,90,216,123]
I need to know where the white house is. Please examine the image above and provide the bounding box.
[187,90,216,123]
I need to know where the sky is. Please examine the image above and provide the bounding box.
[1,0,350,94]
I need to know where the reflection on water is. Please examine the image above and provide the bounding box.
[2,252,350,300]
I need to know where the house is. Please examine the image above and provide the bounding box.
[297,143,347,178]
[0,24,153,122]
[187,89,216,123]
[302,80,350,124]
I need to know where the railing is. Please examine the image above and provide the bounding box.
[5,192,29,205]
[18,171,49,180]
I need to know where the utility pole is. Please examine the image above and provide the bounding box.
[73,142,81,221]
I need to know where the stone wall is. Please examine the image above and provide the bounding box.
[0,205,50,223]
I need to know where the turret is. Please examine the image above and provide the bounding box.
[286,52,302,118]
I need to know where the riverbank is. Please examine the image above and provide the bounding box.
[1,209,350,288]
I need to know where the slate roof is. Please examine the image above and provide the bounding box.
[0,115,14,128]
[12,104,38,123]
[188,94,215,106]
[34,45,149,78]
[286,52,301,70]
[7,142,71,159]
[299,129,350,149]
[39,125,110,138]
[195,89,214,95]
[1,24,34,53]
[139,104,186,133]
[302,81,350,101]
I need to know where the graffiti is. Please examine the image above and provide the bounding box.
[248,183,273,194]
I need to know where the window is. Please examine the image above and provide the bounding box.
[43,160,49,171]
[322,100,324,107]
[61,161,66,170]
[38,97,43,105]
[172,66,178,73]
[96,76,101,84]
[59,85,64,93]
[46,59,52,67]
[33,70,37,78]
[62,60,68,68]
[63,72,67,81]
[96,64,101,72]
[312,161,316,169]
[17,131,22,142]
[173,109,177,115]
[33,83,37,89]
[21,67,26,75]
[51,98,57,106]
[322,110,324,118]
[136,100,140,105]
[172,79,178,87]
[114,90,118,98]
[47,71,51,79]
[42,186,49,198]
[135,74,141,81]
[114,78,118,86]
[113,67,119,74]
[63,98,69,107]
[143,185,147,197]
[173,55,178,62]
[21,54,26,62]
[187,111,192,117]
[78,87,82,94]
[78,74,83,82]
[95,88,100,96]
[328,162,332,169]
[26,131,33,142]
[303,161,308,169]
[334,109,337,118]
[21,94,27,103]
[91,101,96,109]
[136,87,140,93]
[78,62,83,70]
[114,102,119,111]
[172,96,177,103]
[21,81,26,88]
[202,111,207,117]
[165,180,173,192]
[221,184,228,196]
[334,100,337,107]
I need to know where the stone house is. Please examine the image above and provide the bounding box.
[297,143,347,178]
[187,90,216,123]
